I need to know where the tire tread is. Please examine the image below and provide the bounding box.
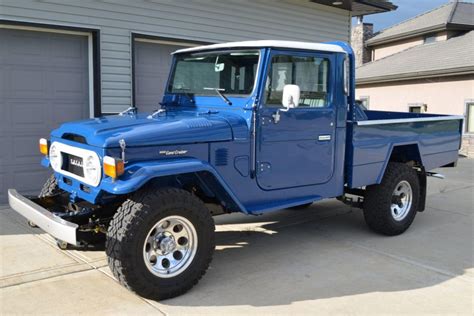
[363,162,420,236]
[106,187,215,300]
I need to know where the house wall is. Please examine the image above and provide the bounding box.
[372,37,423,61]
[371,31,448,61]
[0,0,350,114]
[356,75,473,115]
[356,75,474,157]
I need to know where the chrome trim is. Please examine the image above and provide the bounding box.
[355,115,464,126]
[427,172,445,179]
[318,135,331,141]
[8,189,78,245]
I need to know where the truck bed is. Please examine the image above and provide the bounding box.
[346,110,463,188]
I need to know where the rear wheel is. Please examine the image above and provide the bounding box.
[106,187,215,300]
[363,163,420,236]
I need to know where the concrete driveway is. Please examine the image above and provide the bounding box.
[1,159,473,315]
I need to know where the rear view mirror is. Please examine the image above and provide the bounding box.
[281,84,300,112]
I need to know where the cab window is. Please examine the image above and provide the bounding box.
[264,54,329,107]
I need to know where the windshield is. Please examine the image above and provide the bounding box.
[167,50,260,96]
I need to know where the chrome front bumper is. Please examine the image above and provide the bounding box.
[8,189,78,245]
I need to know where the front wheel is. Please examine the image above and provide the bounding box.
[363,162,420,236]
[106,187,215,300]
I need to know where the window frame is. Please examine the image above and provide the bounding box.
[359,96,370,110]
[465,99,474,134]
[408,103,426,113]
[166,49,262,97]
[424,33,437,44]
[261,49,334,110]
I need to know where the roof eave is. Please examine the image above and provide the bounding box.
[356,66,474,85]
[310,1,396,16]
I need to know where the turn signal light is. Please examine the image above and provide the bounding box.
[103,156,125,179]
[39,138,49,155]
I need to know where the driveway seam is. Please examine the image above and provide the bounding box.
[336,240,473,283]
[0,266,94,289]
[63,247,168,315]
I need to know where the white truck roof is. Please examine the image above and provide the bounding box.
[173,40,346,54]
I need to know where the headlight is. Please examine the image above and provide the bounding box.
[84,155,100,184]
[49,143,62,171]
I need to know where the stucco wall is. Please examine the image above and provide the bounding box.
[372,37,424,61]
[356,75,474,115]
[371,32,448,61]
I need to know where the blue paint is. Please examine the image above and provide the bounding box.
[41,42,462,214]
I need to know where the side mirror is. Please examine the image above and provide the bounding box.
[343,56,350,96]
[281,84,300,112]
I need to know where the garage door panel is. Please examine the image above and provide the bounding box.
[0,172,6,203]
[53,101,89,125]
[0,28,89,203]
[3,30,49,65]
[11,167,50,194]
[51,34,87,61]
[136,73,163,97]
[0,137,10,166]
[51,69,88,97]
[12,135,43,164]
[7,101,50,129]
[10,68,47,98]
[134,41,190,113]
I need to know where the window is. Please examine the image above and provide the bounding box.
[168,50,259,95]
[424,34,437,44]
[467,102,474,133]
[359,96,370,110]
[265,54,329,107]
[408,103,427,113]
[409,106,422,113]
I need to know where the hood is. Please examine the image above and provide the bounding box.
[51,111,245,148]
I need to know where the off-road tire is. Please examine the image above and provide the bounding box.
[363,162,420,236]
[29,175,61,228]
[38,174,61,198]
[106,187,215,300]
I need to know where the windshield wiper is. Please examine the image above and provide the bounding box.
[203,87,232,106]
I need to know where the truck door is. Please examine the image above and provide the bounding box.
[256,50,336,190]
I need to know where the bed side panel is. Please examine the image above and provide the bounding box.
[348,119,462,188]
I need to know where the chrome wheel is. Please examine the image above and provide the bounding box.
[391,180,413,221]
[143,215,197,278]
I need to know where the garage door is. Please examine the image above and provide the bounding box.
[0,28,90,204]
[134,39,196,113]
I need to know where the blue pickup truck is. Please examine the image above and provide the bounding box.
[8,40,462,300]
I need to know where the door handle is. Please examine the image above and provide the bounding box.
[272,111,281,124]
[318,135,331,141]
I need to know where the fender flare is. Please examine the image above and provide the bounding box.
[100,158,247,213]
[376,142,423,184]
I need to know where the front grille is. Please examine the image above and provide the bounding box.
[61,153,84,177]
[50,141,101,187]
